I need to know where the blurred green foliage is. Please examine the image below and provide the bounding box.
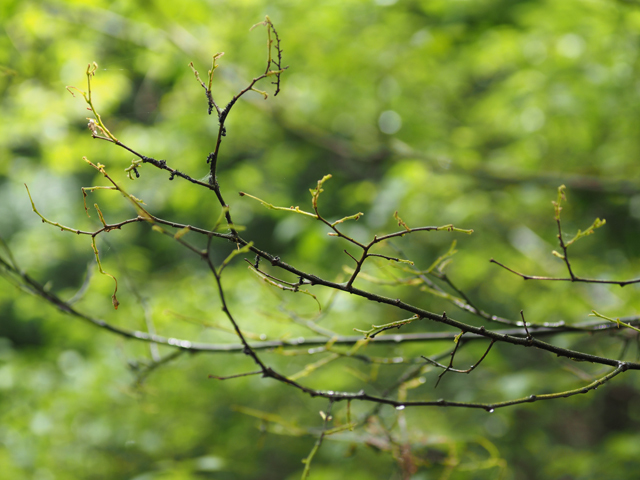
[2,0,640,479]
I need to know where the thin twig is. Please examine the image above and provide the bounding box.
[422,339,496,383]
[490,258,640,287]
[434,334,464,388]
[209,370,263,380]
[301,400,334,479]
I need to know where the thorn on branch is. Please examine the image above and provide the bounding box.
[521,310,533,344]
[344,250,358,264]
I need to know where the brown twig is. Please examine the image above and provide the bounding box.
[423,339,496,387]
[209,370,263,380]
[490,258,640,286]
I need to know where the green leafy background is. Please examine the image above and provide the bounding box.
[1,0,640,478]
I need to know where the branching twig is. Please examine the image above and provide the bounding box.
[422,339,496,386]
[11,20,640,441]
[490,258,640,286]
[434,331,464,388]
[491,185,639,287]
